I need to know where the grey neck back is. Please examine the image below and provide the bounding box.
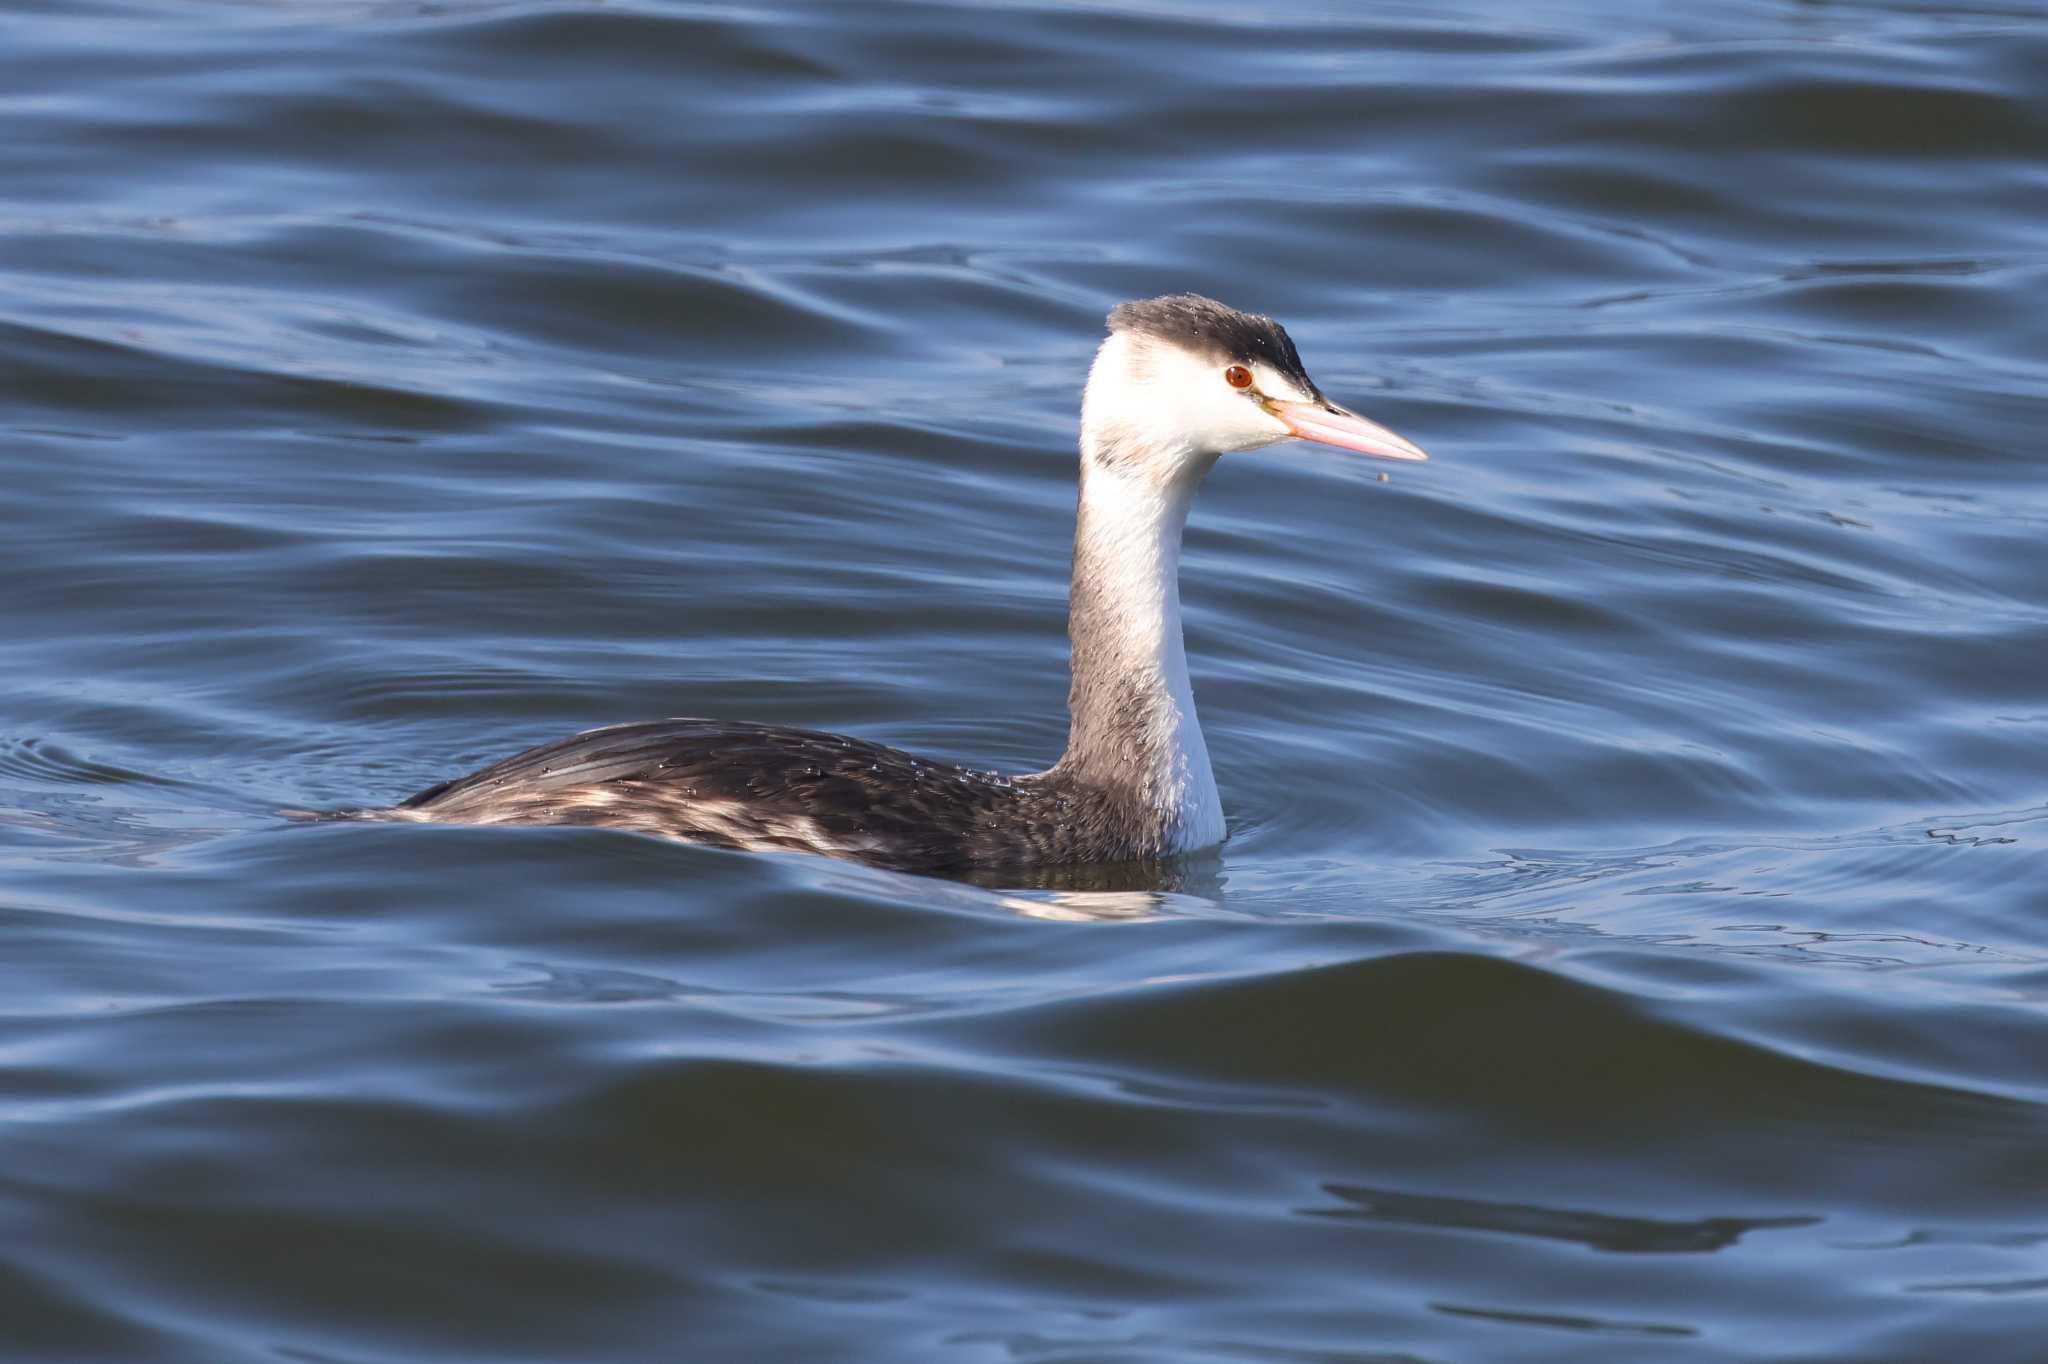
[1041,452,1225,856]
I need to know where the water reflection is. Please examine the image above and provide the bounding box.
[1304,1182,1821,1254]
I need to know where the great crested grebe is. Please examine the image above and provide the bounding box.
[378,295,1428,873]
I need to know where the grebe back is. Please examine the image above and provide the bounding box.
[382,295,1429,873]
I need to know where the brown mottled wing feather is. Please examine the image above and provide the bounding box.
[396,719,1040,871]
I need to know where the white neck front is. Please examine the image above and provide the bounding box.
[1051,446,1226,855]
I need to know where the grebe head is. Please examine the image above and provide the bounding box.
[1080,293,1428,486]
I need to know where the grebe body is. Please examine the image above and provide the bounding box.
[384,295,1428,873]
[393,720,1190,873]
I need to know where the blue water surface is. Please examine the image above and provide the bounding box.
[1,2,2045,1360]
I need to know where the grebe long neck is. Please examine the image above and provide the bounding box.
[1048,433,1226,854]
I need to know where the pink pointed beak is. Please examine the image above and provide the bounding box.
[1268,399,1429,462]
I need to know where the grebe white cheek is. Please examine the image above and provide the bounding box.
[371,293,1429,874]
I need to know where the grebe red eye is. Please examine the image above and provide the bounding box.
[1224,365,1253,389]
